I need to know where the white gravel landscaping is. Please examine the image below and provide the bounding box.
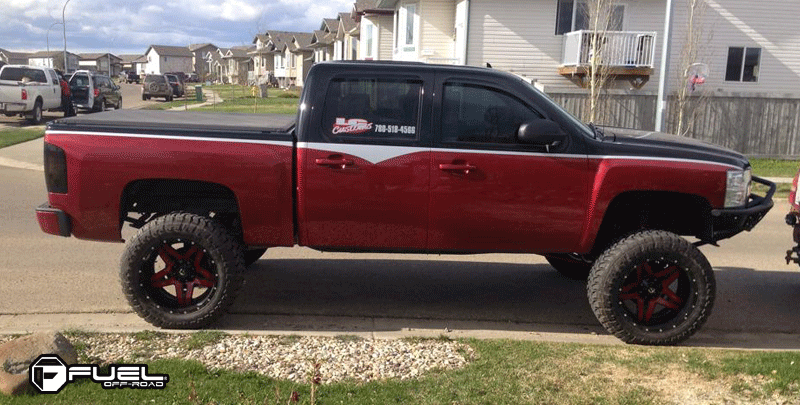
[66,333,473,384]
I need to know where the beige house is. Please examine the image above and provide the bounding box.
[250,34,275,82]
[28,50,80,72]
[0,49,31,65]
[353,0,395,61]
[289,34,314,87]
[335,12,360,61]
[374,0,800,96]
[144,45,193,75]
[78,53,122,76]
[189,43,217,80]
[119,54,144,72]
[222,46,254,85]
[310,19,339,63]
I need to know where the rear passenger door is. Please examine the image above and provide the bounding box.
[428,77,591,253]
[299,73,433,250]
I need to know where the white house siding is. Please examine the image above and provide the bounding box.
[467,0,664,91]
[668,0,800,97]
[376,15,395,60]
[419,0,456,62]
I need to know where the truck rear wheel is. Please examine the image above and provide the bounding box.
[120,212,245,329]
[28,100,43,124]
[545,254,593,280]
[587,230,715,345]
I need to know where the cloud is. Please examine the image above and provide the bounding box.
[1,0,360,53]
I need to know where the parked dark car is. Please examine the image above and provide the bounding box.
[185,73,199,83]
[164,71,187,83]
[123,71,140,84]
[141,74,172,101]
[68,70,122,112]
[165,74,184,98]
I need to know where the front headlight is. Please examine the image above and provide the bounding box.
[724,168,751,208]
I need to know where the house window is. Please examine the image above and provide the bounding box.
[351,37,359,60]
[725,47,761,82]
[555,0,624,35]
[364,22,374,58]
[404,4,416,46]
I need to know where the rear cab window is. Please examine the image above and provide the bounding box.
[320,77,423,143]
[0,67,47,83]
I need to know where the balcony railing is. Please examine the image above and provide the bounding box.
[562,30,656,68]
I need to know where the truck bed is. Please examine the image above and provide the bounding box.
[48,110,296,140]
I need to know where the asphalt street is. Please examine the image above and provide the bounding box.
[0,134,799,348]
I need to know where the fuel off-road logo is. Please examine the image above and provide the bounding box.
[332,117,373,135]
[30,354,169,393]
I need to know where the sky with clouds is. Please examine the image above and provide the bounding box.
[1,0,356,54]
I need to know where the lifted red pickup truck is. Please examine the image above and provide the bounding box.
[37,61,774,345]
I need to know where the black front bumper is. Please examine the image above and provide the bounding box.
[709,176,775,242]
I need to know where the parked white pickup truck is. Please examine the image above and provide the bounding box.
[0,65,63,124]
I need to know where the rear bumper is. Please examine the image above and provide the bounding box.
[36,203,71,237]
[0,102,27,113]
[709,176,775,241]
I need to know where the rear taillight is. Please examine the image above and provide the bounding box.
[21,89,27,100]
[94,88,100,98]
[44,143,68,194]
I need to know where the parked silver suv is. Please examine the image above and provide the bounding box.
[141,74,173,101]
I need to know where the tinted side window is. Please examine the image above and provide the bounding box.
[441,82,542,144]
[70,74,90,87]
[320,77,421,141]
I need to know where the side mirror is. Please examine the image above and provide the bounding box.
[517,118,567,146]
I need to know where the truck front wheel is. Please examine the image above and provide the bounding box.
[587,230,715,345]
[120,212,245,329]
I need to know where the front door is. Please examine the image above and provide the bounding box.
[428,78,591,253]
[299,73,432,250]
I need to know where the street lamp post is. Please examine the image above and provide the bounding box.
[47,22,63,53]
[62,0,72,72]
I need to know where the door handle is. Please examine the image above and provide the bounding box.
[439,163,477,174]
[315,157,354,169]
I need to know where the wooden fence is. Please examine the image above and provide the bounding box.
[548,92,800,157]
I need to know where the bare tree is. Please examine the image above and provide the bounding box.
[583,0,624,124]
[674,0,711,137]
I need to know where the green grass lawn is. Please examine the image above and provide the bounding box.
[193,84,300,114]
[4,333,800,404]
[749,158,800,178]
[0,128,44,148]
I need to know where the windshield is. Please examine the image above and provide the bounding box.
[517,77,595,138]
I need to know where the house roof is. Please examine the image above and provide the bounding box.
[118,54,144,63]
[352,0,394,20]
[188,43,216,52]
[322,19,340,33]
[310,30,334,47]
[78,53,121,61]
[253,34,270,45]
[338,12,358,33]
[147,45,193,57]
[0,49,31,60]
[265,31,308,53]
[225,46,254,59]
[28,50,78,58]
[133,55,148,63]
[290,33,314,53]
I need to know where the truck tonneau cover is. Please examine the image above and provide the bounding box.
[47,110,296,136]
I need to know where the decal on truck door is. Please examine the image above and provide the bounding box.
[332,118,374,135]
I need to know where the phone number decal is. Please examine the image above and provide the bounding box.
[374,124,416,135]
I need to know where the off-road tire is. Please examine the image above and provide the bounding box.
[545,254,593,280]
[244,248,268,266]
[120,212,245,329]
[587,230,715,345]
[28,100,43,124]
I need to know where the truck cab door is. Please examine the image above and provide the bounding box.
[428,76,591,253]
[298,73,432,250]
[45,69,61,109]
